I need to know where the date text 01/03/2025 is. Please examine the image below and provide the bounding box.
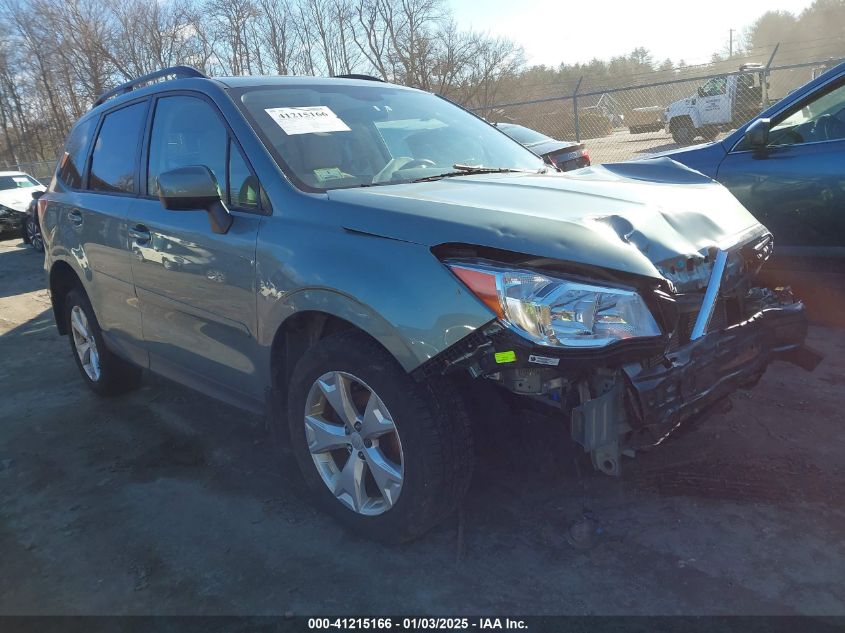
[307,617,528,630]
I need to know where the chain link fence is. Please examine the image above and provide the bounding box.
[475,55,842,165]
[2,51,841,175]
[1,159,57,184]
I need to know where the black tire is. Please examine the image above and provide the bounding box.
[285,330,473,543]
[65,287,142,396]
[25,216,43,252]
[671,120,696,145]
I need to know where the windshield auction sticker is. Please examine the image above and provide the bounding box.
[265,106,351,135]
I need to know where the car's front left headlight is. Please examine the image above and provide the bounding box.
[448,262,661,348]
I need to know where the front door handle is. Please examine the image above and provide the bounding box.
[128,224,151,244]
[68,208,83,226]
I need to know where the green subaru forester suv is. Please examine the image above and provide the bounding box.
[39,67,819,542]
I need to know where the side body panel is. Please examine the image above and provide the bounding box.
[128,199,263,406]
[42,189,142,349]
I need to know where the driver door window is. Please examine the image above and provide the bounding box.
[147,96,228,196]
[768,80,845,146]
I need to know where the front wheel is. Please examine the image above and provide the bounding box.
[285,330,474,542]
[65,288,142,396]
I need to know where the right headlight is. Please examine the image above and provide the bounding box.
[448,262,661,348]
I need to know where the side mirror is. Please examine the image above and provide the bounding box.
[158,166,232,234]
[32,190,45,200]
[744,118,771,150]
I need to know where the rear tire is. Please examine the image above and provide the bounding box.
[65,288,142,396]
[285,330,474,543]
[25,216,43,252]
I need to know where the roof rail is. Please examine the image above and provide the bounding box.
[333,73,386,83]
[93,66,208,108]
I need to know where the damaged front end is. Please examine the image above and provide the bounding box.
[417,234,822,476]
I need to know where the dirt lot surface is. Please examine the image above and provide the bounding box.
[2,235,845,616]
[578,128,733,164]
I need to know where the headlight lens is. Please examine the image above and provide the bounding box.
[449,263,661,348]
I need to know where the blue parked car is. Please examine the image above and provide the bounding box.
[651,61,845,325]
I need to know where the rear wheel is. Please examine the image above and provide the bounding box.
[285,330,473,542]
[65,288,142,396]
[671,120,696,145]
[25,216,43,252]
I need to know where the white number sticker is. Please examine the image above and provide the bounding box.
[528,354,560,366]
[264,106,351,135]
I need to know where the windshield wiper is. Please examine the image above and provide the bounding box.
[409,164,547,183]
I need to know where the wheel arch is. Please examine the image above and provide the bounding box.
[261,285,428,376]
[269,308,411,404]
[669,114,696,132]
[49,260,83,335]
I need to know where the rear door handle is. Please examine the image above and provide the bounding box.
[68,208,83,226]
[129,224,151,244]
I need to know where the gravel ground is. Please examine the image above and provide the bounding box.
[581,128,732,164]
[1,235,845,616]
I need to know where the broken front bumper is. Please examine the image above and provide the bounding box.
[572,299,821,475]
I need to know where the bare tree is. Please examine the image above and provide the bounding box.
[0,0,532,167]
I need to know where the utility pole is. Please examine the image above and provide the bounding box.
[729,29,734,57]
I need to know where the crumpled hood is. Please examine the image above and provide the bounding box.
[328,158,767,283]
[0,185,45,212]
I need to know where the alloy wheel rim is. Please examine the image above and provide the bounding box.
[26,219,42,250]
[70,305,101,381]
[303,371,404,516]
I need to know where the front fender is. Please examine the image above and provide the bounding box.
[260,286,423,372]
[255,218,496,375]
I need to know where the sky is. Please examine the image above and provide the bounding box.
[448,0,816,67]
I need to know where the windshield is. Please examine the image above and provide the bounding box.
[235,84,546,191]
[0,174,40,191]
[499,124,552,145]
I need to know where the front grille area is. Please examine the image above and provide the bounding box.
[667,302,700,353]
[666,292,744,355]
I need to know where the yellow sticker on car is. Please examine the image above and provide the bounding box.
[494,351,516,364]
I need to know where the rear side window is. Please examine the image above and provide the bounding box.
[89,101,147,193]
[58,117,97,189]
[148,96,227,196]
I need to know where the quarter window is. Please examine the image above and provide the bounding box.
[89,102,147,193]
[58,116,97,189]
